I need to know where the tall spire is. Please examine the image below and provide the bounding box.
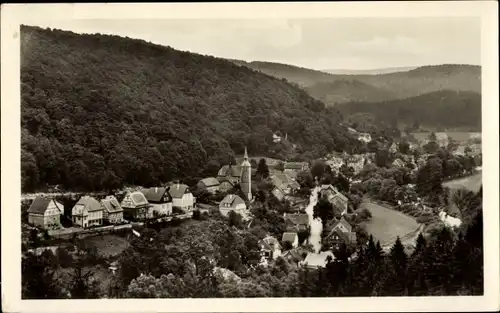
[244,146,249,160]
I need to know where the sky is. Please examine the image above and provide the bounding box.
[27,17,481,70]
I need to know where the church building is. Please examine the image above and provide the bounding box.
[217,147,252,200]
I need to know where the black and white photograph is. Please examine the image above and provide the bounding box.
[1,2,499,312]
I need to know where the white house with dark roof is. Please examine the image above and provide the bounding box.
[121,191,151,221]
[142,187,172,217]
[197,177,220,194]
[219,194,247,218]
[72,196,103,228]
[100,195,124,224]
[323,217,357,250]
[259,235,282,260]
[168,183,194,212]
[27,197,63,230]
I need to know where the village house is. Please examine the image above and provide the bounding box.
[216,147,253,200]
[168,183,195,212]
[196,177,220,194]
[259,235,282,260]
[283,162,310,179]
[357,133,372,143]
[72,196,103,228]
[284,213,310,233]
[270,172,300,201]
[301,251,335,269]
[100,195,124,224]
[281,232,299,249]
[325,157,344,170]
[27,197,64,230]
[217,164,243,186]
[323,217,357,250]
[319,185,348,216]
[142,187,173,217]
[435,132,449,147]
[121,191,151,221]
[282,246,309,264]
[219,194,248,218]
[392,158,405,168]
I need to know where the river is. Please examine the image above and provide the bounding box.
[305,186,323,253]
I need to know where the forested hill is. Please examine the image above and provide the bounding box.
[20,25,360,192]
[232,60,481,106]
[336,90,482,130]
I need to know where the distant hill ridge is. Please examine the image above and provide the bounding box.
[229,59,481,106]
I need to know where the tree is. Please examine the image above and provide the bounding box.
[375,149,390,167]
[311,160,326,180]
[429,132,437,141]
[313,197,335,228]
[56,246,73,268]
[388,236,408,295]
[256,158,270,179]
[228,211,244,229]
[22,252,65,299]
[424,141,440,154]
[398,141,410,154]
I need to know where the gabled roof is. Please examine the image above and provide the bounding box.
[27,197,63,215]
[328,217,353,232]
[284,213,309,226]
[128,191,149,207]
[142,187,170,203]
[282,232,298,243]
[320,185,348,203]
[283,247,309,261]
[167,184,190,199]
[75,196,102,212]
[284,162,308,170]
[217,165,242,178]
[271,173,300,191]
[100,195,123,213]
[260,235,282,251]
[199,177,220,187]
[220,194,245,208]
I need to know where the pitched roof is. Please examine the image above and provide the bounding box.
[283,247,308,261]
[199,177,220,187]
[129,191,149,206]
[284,162,308,170]
[75,196,102,212]
[142,187,170,202]
[271,173,300,191]
[27,197,63,215]
[100,195,123,213]
[320,185,348,203]
[167,184,190,199]
[284,213,309,226]
[259,235,282,251]
[220,194,245,207]
[282,232,298,243]
[217,165,242,178]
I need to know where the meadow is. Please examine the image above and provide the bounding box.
[443,171,482,192]
[359,201,420,246]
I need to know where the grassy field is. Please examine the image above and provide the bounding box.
[82,234,130,258]
[443,171,482,192]
[359,201,420,246]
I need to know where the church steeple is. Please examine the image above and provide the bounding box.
[240,146,252,201]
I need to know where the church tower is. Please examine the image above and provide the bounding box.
[240,146,252,201]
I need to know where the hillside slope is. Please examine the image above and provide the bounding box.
[336,90,481,130]
[21,25,360,192]
[233,60,481,105]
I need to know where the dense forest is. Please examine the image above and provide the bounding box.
[21,25,362,192]
[336,90,481,130]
